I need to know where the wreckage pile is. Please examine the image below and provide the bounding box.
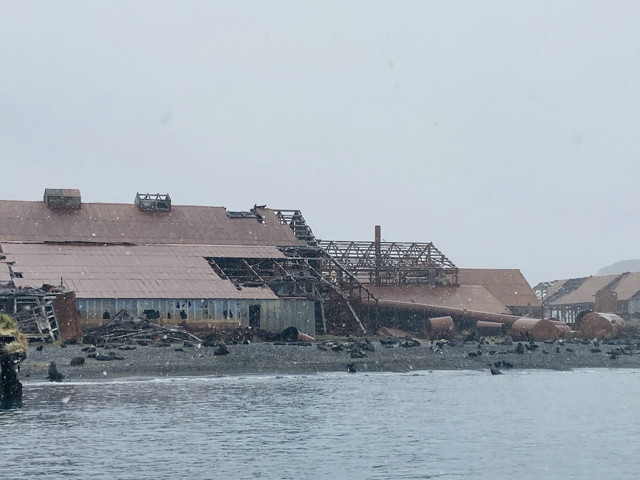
[82,310,201,347]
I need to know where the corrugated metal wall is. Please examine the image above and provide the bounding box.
[76,297,315,335]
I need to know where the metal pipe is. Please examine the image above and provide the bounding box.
[377,299,521,325]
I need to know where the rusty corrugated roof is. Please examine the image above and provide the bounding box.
[0,262,11,283]
[2,243,280,300]
[0,200,303,246]
[549,272,640,305]
[458,268,540,307]
[614,272,640,300]
[368,284,511,314]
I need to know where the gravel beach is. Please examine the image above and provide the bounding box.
[19,335,640,382]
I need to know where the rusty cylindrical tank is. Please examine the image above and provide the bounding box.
[509,318,559,342]
[580,312,625,339]
[422,316,455,340]
[476,321,506,336]
[549,320,573,338]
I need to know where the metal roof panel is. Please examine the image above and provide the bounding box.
[0,243,279,300]
[0,201,304,247]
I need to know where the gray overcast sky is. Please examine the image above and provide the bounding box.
[1,1,638,286]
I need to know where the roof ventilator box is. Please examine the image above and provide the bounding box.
[43,188,82,209]
[135,193,171,212]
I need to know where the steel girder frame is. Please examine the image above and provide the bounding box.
[318,240,459,286]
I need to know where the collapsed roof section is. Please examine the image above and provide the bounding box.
[1,243,280,300]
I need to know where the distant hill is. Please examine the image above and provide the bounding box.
[596,259,640,276]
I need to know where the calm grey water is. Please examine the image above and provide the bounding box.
[1,369,639,479]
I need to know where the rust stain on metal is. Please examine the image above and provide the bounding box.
[53,291,83,341]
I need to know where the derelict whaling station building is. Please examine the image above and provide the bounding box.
[0,189,540,340]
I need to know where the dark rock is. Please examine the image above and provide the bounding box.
[213,344,230,356]
[400,339,421,348]
[360,342,376,352]
[70,357,85,366]
[281,326,299,343]
[591,348,602,353]
[36,345,44,351]
[350,351,365,359]
[346,363,357,373]
[516,342,525,354]
[489,364,503,375]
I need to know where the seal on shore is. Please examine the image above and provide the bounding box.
[47,361,65,382]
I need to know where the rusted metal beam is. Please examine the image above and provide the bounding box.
[378,299,520,325]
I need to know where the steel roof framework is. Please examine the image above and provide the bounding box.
[318,240,459,286]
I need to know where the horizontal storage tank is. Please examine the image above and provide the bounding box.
[550,320,573,338]
[580,312,625,339]
[476,321,506,336]
[422,316,455,340]
[509,318,559,342]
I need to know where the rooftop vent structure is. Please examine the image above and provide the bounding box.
[135,193,171,212]
[43,188,82,209]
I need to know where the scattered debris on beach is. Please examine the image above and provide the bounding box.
[82,309,202,347]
